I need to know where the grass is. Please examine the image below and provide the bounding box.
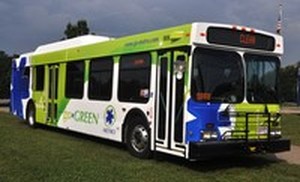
[281,114,300,145]
[0,112,300,182]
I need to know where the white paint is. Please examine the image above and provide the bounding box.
[34,35,113,55]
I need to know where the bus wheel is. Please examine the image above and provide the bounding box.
[26,105,36,128]
[126,117,151,159]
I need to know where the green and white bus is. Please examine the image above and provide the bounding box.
[11,22,290,160]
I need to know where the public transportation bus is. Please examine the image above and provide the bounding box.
[11,22,290,160]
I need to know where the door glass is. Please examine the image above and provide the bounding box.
[174,54,186,143]
[158,57,168,140]
[48,65,59,122]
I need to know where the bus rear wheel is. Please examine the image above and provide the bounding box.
[126,117,151,159]
[26,105,36,128]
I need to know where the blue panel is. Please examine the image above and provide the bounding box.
[10,57,28,119]
[186,99,230,143]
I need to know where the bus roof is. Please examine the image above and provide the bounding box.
[30,22,283,65]
[34,35,113,54]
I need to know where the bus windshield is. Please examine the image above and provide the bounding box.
[191,48,244,103]
[245,54,280,103]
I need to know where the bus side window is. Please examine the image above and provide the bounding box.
[23,67,30,79]
[88,57,114,101]
[34,66,45,91]
[65,61,84,99]
[21,67,30,98]
[118,53,151,103]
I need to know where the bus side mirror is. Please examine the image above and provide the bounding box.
[174,60,186,80]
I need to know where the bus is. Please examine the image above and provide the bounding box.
[11,22,290,160]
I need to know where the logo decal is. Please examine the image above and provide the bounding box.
[104,105,116,127]
[63,110,99,124]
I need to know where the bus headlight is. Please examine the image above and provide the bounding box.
[201,130,218,140]
[271,131,281,136]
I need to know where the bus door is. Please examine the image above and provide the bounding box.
[155,50,188,156]
[47,64,59,124]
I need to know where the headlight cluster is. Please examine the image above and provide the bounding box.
[201,130,218,140]
[270,131,281,136]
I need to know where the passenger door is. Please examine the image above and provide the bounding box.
[155,49,189,156]
[47,64,59,124]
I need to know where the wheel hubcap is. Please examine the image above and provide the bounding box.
[28,111,34,126]
[130,125,148,153]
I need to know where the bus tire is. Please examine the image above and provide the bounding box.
[26,104,36,128]
[126,116,151,159]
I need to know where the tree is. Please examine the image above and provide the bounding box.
[64,23,77,39]
[64,20,90,39]
[279,65,297,102]
[0,51,12,98]
[77,20,89,36]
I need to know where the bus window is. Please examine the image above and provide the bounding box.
[21,67,30,98]
[191,47,244,103]
[88,58,113,101]
[23,67,30,79]
[65,61,84,99]
[118,53,151,103]
[245,54,280,103]
[34,66,45,91]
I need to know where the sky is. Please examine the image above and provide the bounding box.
[0,0,299,66]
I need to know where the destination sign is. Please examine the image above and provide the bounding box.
[207,27,275,51]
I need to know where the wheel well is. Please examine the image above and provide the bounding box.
[122,108,148,143]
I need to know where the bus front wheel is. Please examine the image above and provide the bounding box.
[126,116,151,159]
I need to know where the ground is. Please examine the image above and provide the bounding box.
[0,103,299,166]
[275,145,300,165]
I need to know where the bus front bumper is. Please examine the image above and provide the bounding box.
[189,139,290,160]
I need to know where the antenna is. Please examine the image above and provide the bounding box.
[276,2,283,34]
